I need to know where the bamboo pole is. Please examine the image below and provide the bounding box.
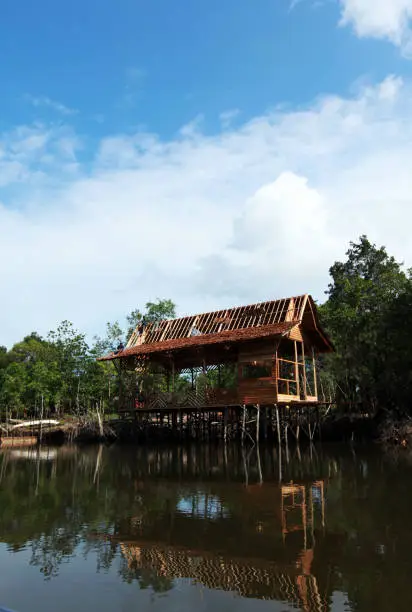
[242,446,249,487]
[39,395,44,445]
[278,442,283,483]
[285,422,289,464]
[320,481,325,529]
[312,348,318,399]
[294,341,300,398]
[296,421,300,442]
[256,404,260,444]
[276,405,281,447]
[301,342,307,400]
[241,404,246,445]
[256,445,263,485]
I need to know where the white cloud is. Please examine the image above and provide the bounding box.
[0,123,82,192]
[1,75,412,346]
[25,95,78,116]
[339,0,412,56]
[219,109,241,129]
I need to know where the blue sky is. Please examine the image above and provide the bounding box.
[2,0,412,345]
[2,0,410,138]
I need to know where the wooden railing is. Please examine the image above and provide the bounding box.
[118,356,318,412]
[120,387,240,411]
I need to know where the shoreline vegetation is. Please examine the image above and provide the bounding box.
[0,408,401,449]
[2,235,412,450]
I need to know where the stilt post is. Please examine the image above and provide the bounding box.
[276,405,281,447]
[256,404,260,444]
[241,404,246,445]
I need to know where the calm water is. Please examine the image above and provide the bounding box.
[0,443,410,612]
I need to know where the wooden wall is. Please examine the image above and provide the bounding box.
[235,333,317,404]
[238,339,276,363]
[238,339,276,404]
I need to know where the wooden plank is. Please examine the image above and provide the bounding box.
[238,354,274,364]
[160,320,172,341]
[217,309,229,333]
[294,341,300,399]
[172,316,187,339]
[230,307,243,330]
[277,393,300,403]
[203,310,215,333]
[261,299,274,326]
[277,357,298,365]
[187,316,200,337]
[285,298,295,322]
[238,339,275,361]
[289,325,303,342]
[0,436,37,448]
[172,316,185,339]
[298,294,309,322]
[272,298,283,324]
[238,380,277,388]
[241,394,277,404]
[312,347,318,400]
[302,342,307,399]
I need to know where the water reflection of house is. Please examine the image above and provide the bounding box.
[281,481,325,548]
[118,480,328,611]
[176,494,230,519]
[120,542,325,609]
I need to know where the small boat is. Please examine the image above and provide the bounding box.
[0,436,38,448]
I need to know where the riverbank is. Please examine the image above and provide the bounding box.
[1,409,387,447]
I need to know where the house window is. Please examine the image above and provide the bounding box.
[242,361,273,379]
[278,360,296,381]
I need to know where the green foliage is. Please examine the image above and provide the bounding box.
[93,321,125,355]
[144,298,176,323]
[0,361,28,414]
[203,364,238,389]
[0,299,177,418]
[321,235,412,415]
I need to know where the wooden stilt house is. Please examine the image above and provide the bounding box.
[101,294,332,411]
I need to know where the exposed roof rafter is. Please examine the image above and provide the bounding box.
[98,294,332,362]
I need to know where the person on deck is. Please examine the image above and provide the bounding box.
[114,342,124,355]
[135,390,145,409]
[138,317,147,335]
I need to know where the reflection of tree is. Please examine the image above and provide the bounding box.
[2,444,412,611]
[0,447,181,582]
[119,552,174,593]
[30,532,79,579]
